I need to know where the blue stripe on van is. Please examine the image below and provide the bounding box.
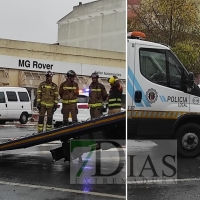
[160,95,164,102]
[128,67,151,107]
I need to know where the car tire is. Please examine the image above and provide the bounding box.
[175,123,200,158]
[19,113,28,124]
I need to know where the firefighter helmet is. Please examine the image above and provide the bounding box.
[91,72,99,78]
[66,70,76,77]
[45,71,54,77]
[108,76,118,84]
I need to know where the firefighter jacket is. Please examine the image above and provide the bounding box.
[108,83,123,109]
[88,82,108,108]
[37,81,58,108]
[59,79,79,104]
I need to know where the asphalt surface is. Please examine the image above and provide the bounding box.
[128,140,200,200]
[0,125,125,200]
[2,126,199,199]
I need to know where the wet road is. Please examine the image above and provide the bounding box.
[128,140,200,200]
[0,126,125,200]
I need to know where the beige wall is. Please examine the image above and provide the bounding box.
[0,38,125,89]
[0,39,125,68]
[8,69,19,86]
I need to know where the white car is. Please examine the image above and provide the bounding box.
[53,93,91,128]
[53,92,125,128]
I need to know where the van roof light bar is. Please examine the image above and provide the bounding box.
[127,31,146,40]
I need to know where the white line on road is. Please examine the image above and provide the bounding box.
[128,177,200,184]
[0,181,125,199]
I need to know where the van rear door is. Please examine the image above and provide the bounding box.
[0,91,8,118]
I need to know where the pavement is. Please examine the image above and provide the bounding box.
[0,122,37,127]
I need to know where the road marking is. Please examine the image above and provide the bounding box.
[0,181,125,199]
[127,178,200,184]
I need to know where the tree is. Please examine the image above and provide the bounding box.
[128,0,200,46]
[172,41,200,73]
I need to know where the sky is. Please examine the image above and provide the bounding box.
[0,0,94,44]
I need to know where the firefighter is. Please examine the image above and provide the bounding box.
[107,76,123,114]
[88,72,108,119]
[36,71,58,133]
[59,70,79,125]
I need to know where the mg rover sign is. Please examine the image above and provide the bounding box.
[0,55,125,79]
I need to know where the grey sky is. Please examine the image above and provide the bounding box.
[0,0,94,44]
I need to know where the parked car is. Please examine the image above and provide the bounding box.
[53,93,91,128]
[0,87,32,124]
[53,92,126,128]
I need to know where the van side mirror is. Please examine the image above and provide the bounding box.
[134,91,142,103]
[188,72,194,88]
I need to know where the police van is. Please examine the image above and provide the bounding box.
[127,31,200,158]
[0,87,32,124]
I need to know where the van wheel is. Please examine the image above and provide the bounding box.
[19,113,28,124]
[0,120,6,124]
[175,123,200,158]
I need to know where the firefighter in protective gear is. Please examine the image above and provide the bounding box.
[59,70,79,125]
[36,71,58,133]
[107,76,123,114]
[88,72,108,119]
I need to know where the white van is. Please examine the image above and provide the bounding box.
[0,87,32,124]
[127,32,200,158]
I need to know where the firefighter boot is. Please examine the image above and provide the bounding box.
[62,120,69,126]
[46,117,53,131]
[38,116,44,133]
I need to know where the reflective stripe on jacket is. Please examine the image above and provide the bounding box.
[88,102,102,108]
[62,99,78,104]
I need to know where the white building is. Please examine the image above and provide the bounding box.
[57,0,126,53]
